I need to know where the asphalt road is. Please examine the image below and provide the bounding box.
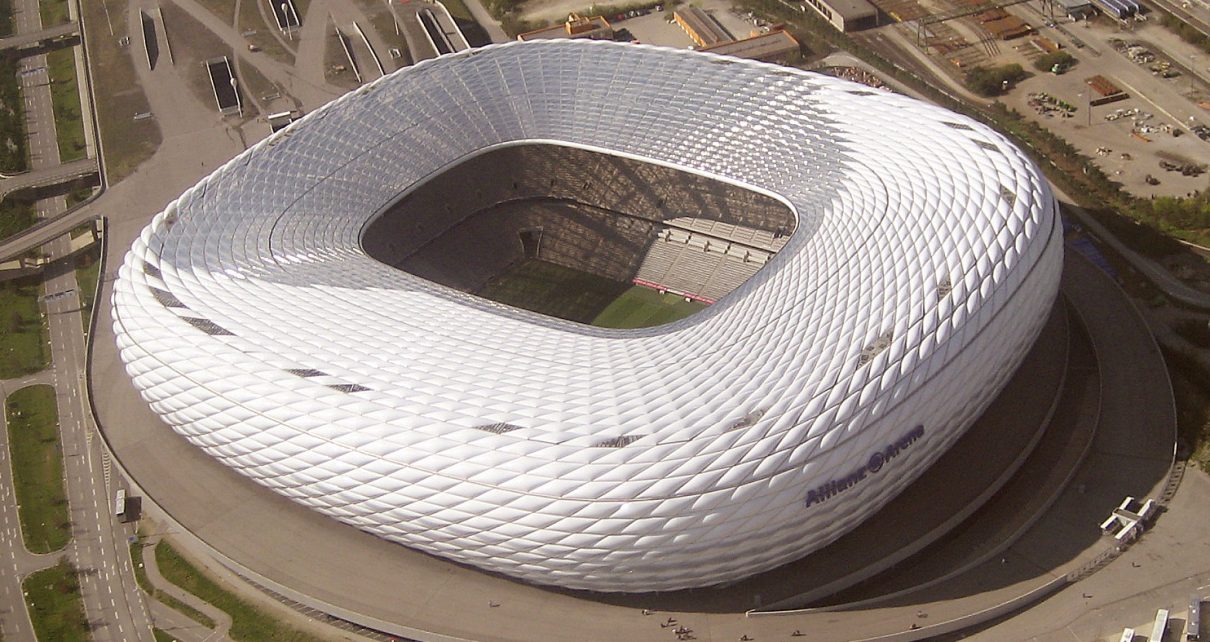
[0,372,54,642]
[0,158,99,199]
[0,20,79,52]
[0,0,154,639]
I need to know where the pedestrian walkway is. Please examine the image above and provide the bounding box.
[141,535,233,641]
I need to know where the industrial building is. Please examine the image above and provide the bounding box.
[802,0,879,31]
[701,28,801,63]
[517,13,613,41]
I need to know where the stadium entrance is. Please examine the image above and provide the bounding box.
[362,143,796,328]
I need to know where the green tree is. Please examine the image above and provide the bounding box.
[1034,50,1076,73]
[965,64,1027,96]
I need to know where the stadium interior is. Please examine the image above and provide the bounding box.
[361,144,797,325]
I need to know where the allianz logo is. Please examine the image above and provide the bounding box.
[803,425,925,509]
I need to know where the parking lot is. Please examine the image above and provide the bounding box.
[997,15,1210,198]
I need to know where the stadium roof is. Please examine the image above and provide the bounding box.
[112,40,1062,592]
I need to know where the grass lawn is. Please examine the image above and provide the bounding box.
[439,0,474,21]
[476,260,707,328]
[194,0,236,26]
[39,0,70,27]
[0,197,36,241]
[5,384,71,553]
[131,539,216,629]
[155,540,327,642]
[0,0,13,37]
[23,558,88,642]
[46,48,86,163]
[477,259,632,325]
[0,55,29,173]
[0,276,49,378]
[154,628,179,642]
[592,286,706,329]
[74,247,101,336]
[237,0,294,66]
[66,186,94,208]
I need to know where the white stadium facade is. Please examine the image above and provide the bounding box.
[111,40,1063,593]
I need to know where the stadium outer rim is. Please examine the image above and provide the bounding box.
[108,39,1063,594]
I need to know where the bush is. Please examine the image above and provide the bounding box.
[965,64,1027,96]
[1034,50,1076,73]
[1137,190,1210,236]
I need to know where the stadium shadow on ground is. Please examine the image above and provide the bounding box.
[361,143,795,327]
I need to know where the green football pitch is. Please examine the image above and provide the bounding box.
[476,260,705,329]
[592,286,705,329]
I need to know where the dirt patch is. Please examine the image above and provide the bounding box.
[239,0,297,66]
[160,1,237,114]
[232,58,275,118]
[350,0,414,67]
[82,0,161,184]
[323,18,365,89]
[193,0,237,26]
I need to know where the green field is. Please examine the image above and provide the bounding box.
[39,0,69,28]
[74,247,101,335]
[592,286,705,329]
[477,260,631,325]
[5,384,71,553]
[0,277,49,378]
[0,197,36,241]
[131,539,216,629]
[476,259,706,329]
[0,54,29,173]
[155,540,326,642]
[0,0,14,37]
[438,0,474,21]
[46,48,86,163]
[23,559,88,642]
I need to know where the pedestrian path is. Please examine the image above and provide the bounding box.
[141,535,234,641]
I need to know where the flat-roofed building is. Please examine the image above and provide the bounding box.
[518,13,613,41]
[673,7,733,47]
[1056,0,1094,18]
[802,0,879,31]
[700,29,800,63]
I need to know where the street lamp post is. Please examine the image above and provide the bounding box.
[230,77,242,116]
[281,3,293,40]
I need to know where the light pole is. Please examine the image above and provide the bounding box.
[230,76,242,116]
[281,2,294,40]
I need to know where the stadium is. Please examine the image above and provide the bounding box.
[110,40,1063,593]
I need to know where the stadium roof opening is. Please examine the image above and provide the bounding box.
[361,143,797,326]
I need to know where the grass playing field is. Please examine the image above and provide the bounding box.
[476,260,705,329]
[592,286,705,329]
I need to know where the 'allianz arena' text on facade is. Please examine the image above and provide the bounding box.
[111,40,1063,593]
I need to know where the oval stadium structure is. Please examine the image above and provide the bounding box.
[111,40,1063,592]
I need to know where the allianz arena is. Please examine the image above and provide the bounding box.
[111,40,1063,593]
